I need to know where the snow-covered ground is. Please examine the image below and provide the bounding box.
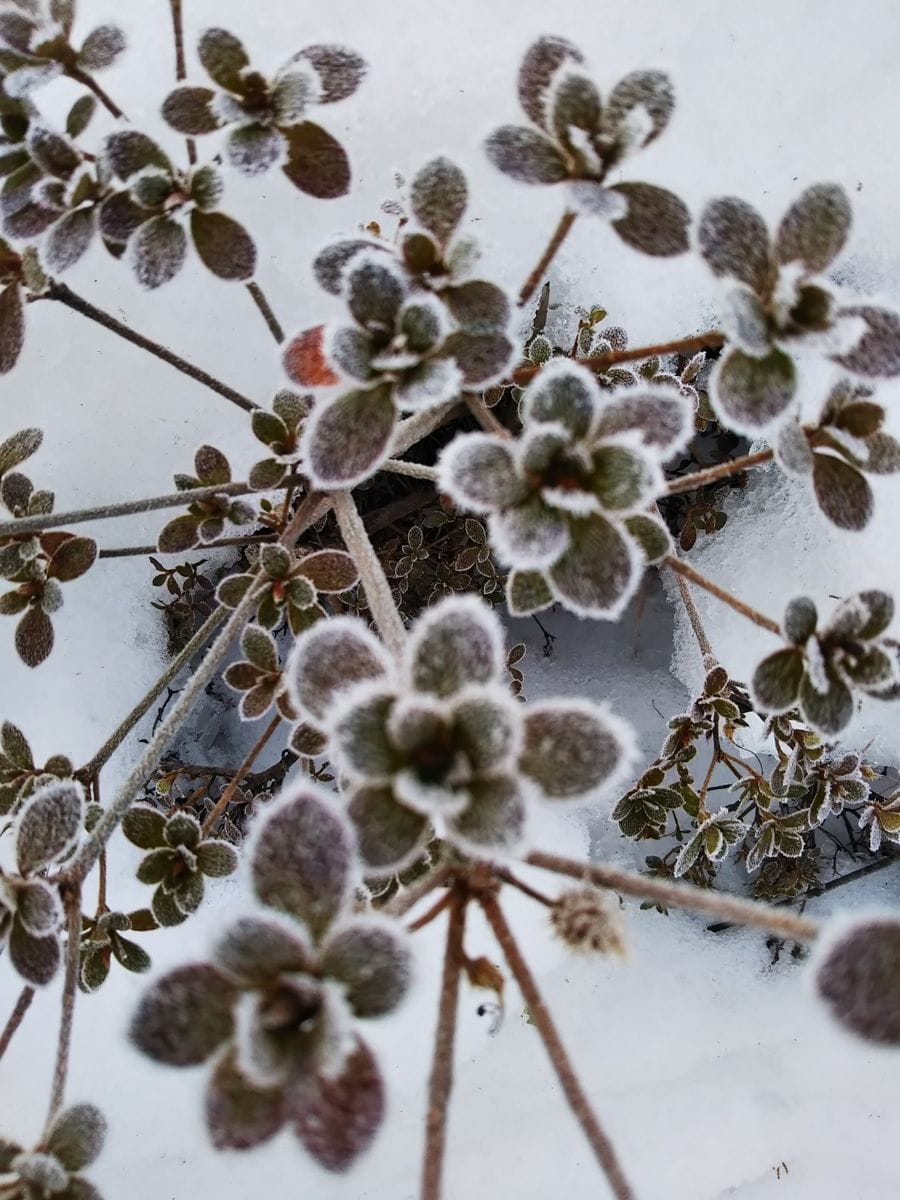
[3,1,900,1197]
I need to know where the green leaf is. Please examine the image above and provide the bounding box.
[111,933,151,974]
[191,210,256,281]
[295,549,358,593]
[157,513,200,554]
[506,568,553,616]
[698,196,771,292]
[79,23,125,70]
[713,346,796,433]
[15,603,53,667]
[321,920,411,1017]
[447,773,527,853]
[812,452,873,531]
[609,183,690,256]
[131,216,187,290]
[198,27,250,91]
[347,784,428,873]
[409,596,502,698]
[104,130,171,181]
[776,183,851,274]
[624,513,671,563]
[303,384,396,487]
[484,125,568,183]
[521,702,631,800]
[49,535,97,581]
[206,1051,286,1150]
[162,86,220,136]
[410,156,467,246]
[752,646,804,712]
[122,804,166,849]
[548,513,637,617]
[0,426,41,476]
[1,719,32,769]
[282,121,351,199]
[439,432,524,510]
[66,95,97,139]
[197,840,239,877]
[130,963,237,1065]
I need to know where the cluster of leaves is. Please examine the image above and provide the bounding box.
[131,786,410,1170]
[247,390,310,491]
[157,445,255,553]
[0,716,74,815]
[0,1,123,97]
[149,555,216,656]
[0,776,83,984]
[162,30,364,198]
[439,360,686,619]
[0,428,96,666]
[284,595,635,873]
[0,1102,107,1200]
[217,544,358,637]
[285,156,515,486]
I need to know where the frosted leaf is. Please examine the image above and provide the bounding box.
[346,256,405,330]
[295,549,358,593]
[321,920,412,1017]
[520,701,634,802]
[520,359,598,437]
[130,216,186,290]
[162,86,220,135]
[605,70,674,148]
[445,281,511,333]
[775,419,814,476]
[197,841,239,878]
[16,879,61,937]
[271,68,317,125]
[442,329,515,385]
[548,513,638,618]
[752,646,804,712]
[198,27,249,92]
[593,387,692,456]
[551,887,626,956]
[250,787,354,939]
[784,596,818,644]
[213,915,310,986]
[492,495,569,569]
[347,784,429,873]
[623,513,671,563]
[446,773,527,854]
[815,918,900,1045]
[104,131,171,180]
[206,1050,285,1151]
[828,589,893,640]
[775,183,851,273]
[291,44,366,104]
[301,385,396,487]
[130,963,237,1065]
[832,306,900,377]
[190,211,256,281]
[312,239,380,295]
[281,122,350,199]
[438,432,525,510]
[326,324,374,381]
[609,182,689,257]
[14,1153,68,1193]
[799,667,854,735]
[46,1105,106,1172]
[812,452,872,530]
[410,156,467,247]
[550,70,601,142]
[406,595,503,698]
[9,921,60,985]
[333,687,397,778]
[590,443,659,511]
[484,125,568,184]
[722,284,771,355]
[506,568,553,616]
[518,35,584,129]
[698,196,771,292]
[15,778,83,874]
[288,1038,384,1172]
[46,208,95,272]
[453,690,521,771]
[394,358,462,412]
[711,346,796,433]
[286,616,390,724]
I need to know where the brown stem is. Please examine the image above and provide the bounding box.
[463,392,511,439]
[65,66,125,121]
[480,892,636,1200]
[384,862,454,919]
[332,490,406,659]
[512,330,724,384]
[201,713,281,835]
[421,890,467,1200]
[665,556,782,637]
[99,532,280,558]
[518,210,577,308]
[246,281,285,344]
[526,850,820,941]
[493,866,554,907]
[666,448,774,496]
[671,568,716,667]
[168,0,196,163]
[408,890,453,933]
[45,886,82,1130]
[0,986,35,1062]
[41,282,258,413]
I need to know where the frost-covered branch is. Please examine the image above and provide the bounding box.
[332,490,407,659]
[45,886,82,1130]
[665,557,782,636]
[200,712,281,835]
[671,569,716,666]
[512,330,725,383]
[666,447,774,496]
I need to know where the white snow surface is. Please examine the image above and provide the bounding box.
[2,1,900,1198]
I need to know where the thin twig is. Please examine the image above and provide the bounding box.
[518,210,577,308]
[665,556,782,637]
[65,66,125,120]
[332,490,406,659]
[526,850,820,941]
[99,532,279,558]
[480,892,636,1200]
[245,281,285,344]
[463,392,511,439]
[201,713,281,835]
[421,890,467,1200]
[0,986,35,1062]
[45,886,82,1130]
[168,0,196,164]
[671,568,716,667]
[493,866,554,907]
[380,459,439,482]
[383,862,454,919]
[666,448,774,496]
[408,890,453,933]
[40,282,259,413]
[512,330,725,384]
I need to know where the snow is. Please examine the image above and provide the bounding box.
[3,0,900,1197]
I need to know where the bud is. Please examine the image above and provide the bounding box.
[550,887,626,956]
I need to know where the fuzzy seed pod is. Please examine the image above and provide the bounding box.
[550,887,626,956]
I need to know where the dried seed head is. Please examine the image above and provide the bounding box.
[550,887,626,956]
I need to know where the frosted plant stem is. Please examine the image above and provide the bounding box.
[408,891,453,933]
[671,568,716,668]
[512,330,725,383]
[526,851,821,941]
[421,891,467,1200]
[666,448,774,495]
[0,986,34,1062]
[332,490,407,659]
[41,282,259,413]
[384,862,454,918]
[65,67,125,121]
[201,713,281,836]
[45,886,82,1131]
[99,532,279,558]
[168,0,196,164]
[245,281,285,343]
[0,475,302,537]
[380,459,439,482]
[664,556,782,636]
[518,209,577,308]
[82,604,228,776]
[463,392,512,438]
[479,892,636,1200]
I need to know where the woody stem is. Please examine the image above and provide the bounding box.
[665,556,782,637]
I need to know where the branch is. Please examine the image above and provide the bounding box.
[383,862,454,919]
[380,459,438,482]
[99,532,279,558]
[45,886,82,1131]
[40,282,259,413]
[201,712,281,835]
[665,556,782,637]
[65,66,125,121]
[666,448,774,496]
[332,490,406,659]
[463,392,511,439]
[512,330,725,384]
[0,986,35,1062]
[518,210,577,308]
[670,567,716,668]
[480,891,636,1200]
[526,850,820,941]
[168,0,196,164]
[421,890,467,1200]
[245,281,285,344]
